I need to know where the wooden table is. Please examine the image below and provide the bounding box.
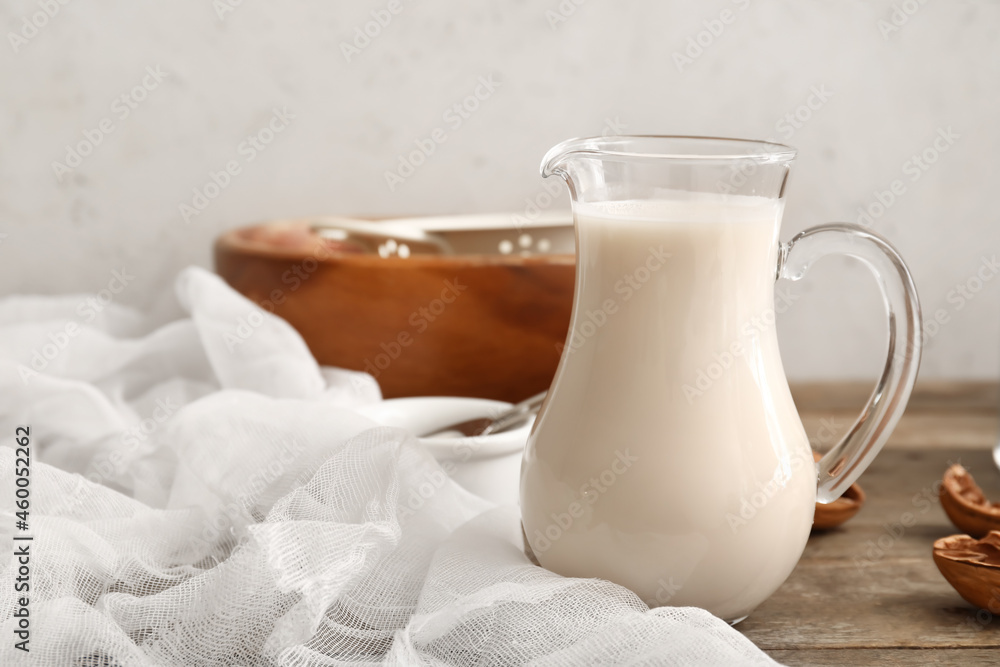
[738,382,1000,666]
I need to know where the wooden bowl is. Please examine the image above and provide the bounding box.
[214,219,575,402]
[940,464,1000,538]
[933,532,1000,611]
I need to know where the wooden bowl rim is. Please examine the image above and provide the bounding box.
[215,221,576,268]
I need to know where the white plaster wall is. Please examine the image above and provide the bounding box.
[1,0,997,380]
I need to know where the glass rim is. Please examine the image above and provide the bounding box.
[541,135,797,176]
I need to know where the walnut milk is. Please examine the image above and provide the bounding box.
[520,136,923,623]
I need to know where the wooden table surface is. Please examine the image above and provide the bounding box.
[738,382,1000,666]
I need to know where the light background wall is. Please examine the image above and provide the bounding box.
[1,0,997,381]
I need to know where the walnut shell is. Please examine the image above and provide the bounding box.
[933,532,1000,611]
[812,451,866,531]
[939,464,1000,538]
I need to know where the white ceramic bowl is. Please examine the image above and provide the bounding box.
[355,396,531,505]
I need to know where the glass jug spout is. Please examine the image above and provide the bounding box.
[540,136,602,179]
[540,135,797,205]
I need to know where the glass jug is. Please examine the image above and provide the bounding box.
[519,136,922,623]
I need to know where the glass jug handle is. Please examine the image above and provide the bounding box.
[777,223,922,503]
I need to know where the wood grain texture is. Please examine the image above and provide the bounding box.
[767,649,1000,666]
[214,221,575,402]
[794,381,999,451]
[790,381,1000,414]
[740,448,1000,665]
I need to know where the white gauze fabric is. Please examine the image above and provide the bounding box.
[0,267,780,666]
